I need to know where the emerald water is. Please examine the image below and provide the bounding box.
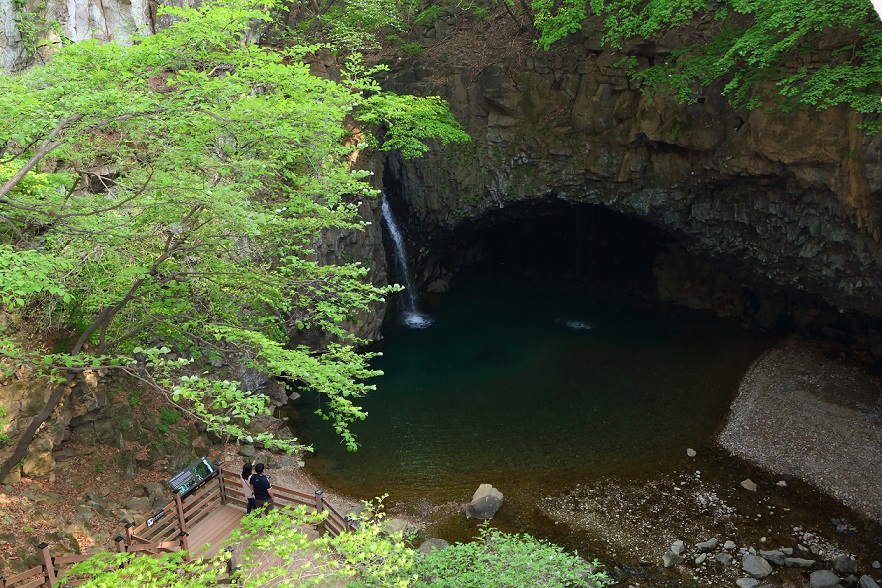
[298,264,772,526]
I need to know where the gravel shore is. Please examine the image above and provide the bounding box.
[718,339,882,522]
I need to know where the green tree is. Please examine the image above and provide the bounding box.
[0,0,468,482]
[521,0,882,128]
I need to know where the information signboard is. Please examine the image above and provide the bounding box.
[146,508,165,528]
[167,456,217,498]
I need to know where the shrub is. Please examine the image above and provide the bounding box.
[411,524,610,588]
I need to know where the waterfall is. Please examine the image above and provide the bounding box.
[381,197,432,328]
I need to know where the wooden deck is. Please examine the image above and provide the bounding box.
[187,504,244,559]
[6,466,354,588]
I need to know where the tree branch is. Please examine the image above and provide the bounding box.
[0,114,83,200]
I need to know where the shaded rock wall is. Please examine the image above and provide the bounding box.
[382,18,882,324]
[0,362,104,484]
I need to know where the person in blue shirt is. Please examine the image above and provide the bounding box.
[249,463,275,512]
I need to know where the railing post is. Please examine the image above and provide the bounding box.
[39,542,56,587]
[114,535,128,564]
[314,489,325,536]
[179,531,190,561]
[344,515,353,533]
[174,491,188,534]
[216,462,226,504]
[0,574,6,588]
[124,522,134,547]
[225,546,239,577]
[114,534,129,569]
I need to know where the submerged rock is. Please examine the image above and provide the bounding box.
[418,538,450,555]
[382,518,415,536]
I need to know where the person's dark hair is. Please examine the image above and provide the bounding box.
[241,463,253,481]
[254,463,265,475]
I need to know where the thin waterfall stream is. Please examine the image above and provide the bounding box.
[381,197,432,328]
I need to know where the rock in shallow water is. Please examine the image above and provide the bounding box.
[663,551,685,568]
[743,554,773,579]
[696,538,719,552]
[671,540,685,555]
[810,570,843,588]
[716,553,734,565]
[418,538,449,555]
[736,579,759,588]
[465,484,503,519]
[834,555,858,574]
[785,557,817,568]
[860,575,882,588]
[760,550,785,566]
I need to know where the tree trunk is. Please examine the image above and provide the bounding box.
[0,375,75,483]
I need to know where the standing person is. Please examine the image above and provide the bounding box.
[250,463,275,513]
[240,462,256,514]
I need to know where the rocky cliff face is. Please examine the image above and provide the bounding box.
[381,15,882,329]
[1,0,195,71]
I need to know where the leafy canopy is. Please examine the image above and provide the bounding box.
[525,0,882,129]
[0,0,468,457]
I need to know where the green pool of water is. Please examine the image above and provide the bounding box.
[298,265,773,523]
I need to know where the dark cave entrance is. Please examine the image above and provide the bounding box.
[402,199,882,368]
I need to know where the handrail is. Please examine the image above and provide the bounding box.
[12,463,356,588]
[218,468,350,537]
[1,565,44,587]
[182,479,220,512]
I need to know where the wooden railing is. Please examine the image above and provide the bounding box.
[218,468,355,536]
[0,540,127,588]
[4,463,353,587]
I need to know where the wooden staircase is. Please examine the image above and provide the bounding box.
[1,464,354,587]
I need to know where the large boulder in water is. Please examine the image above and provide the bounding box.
[466,484,504,520]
